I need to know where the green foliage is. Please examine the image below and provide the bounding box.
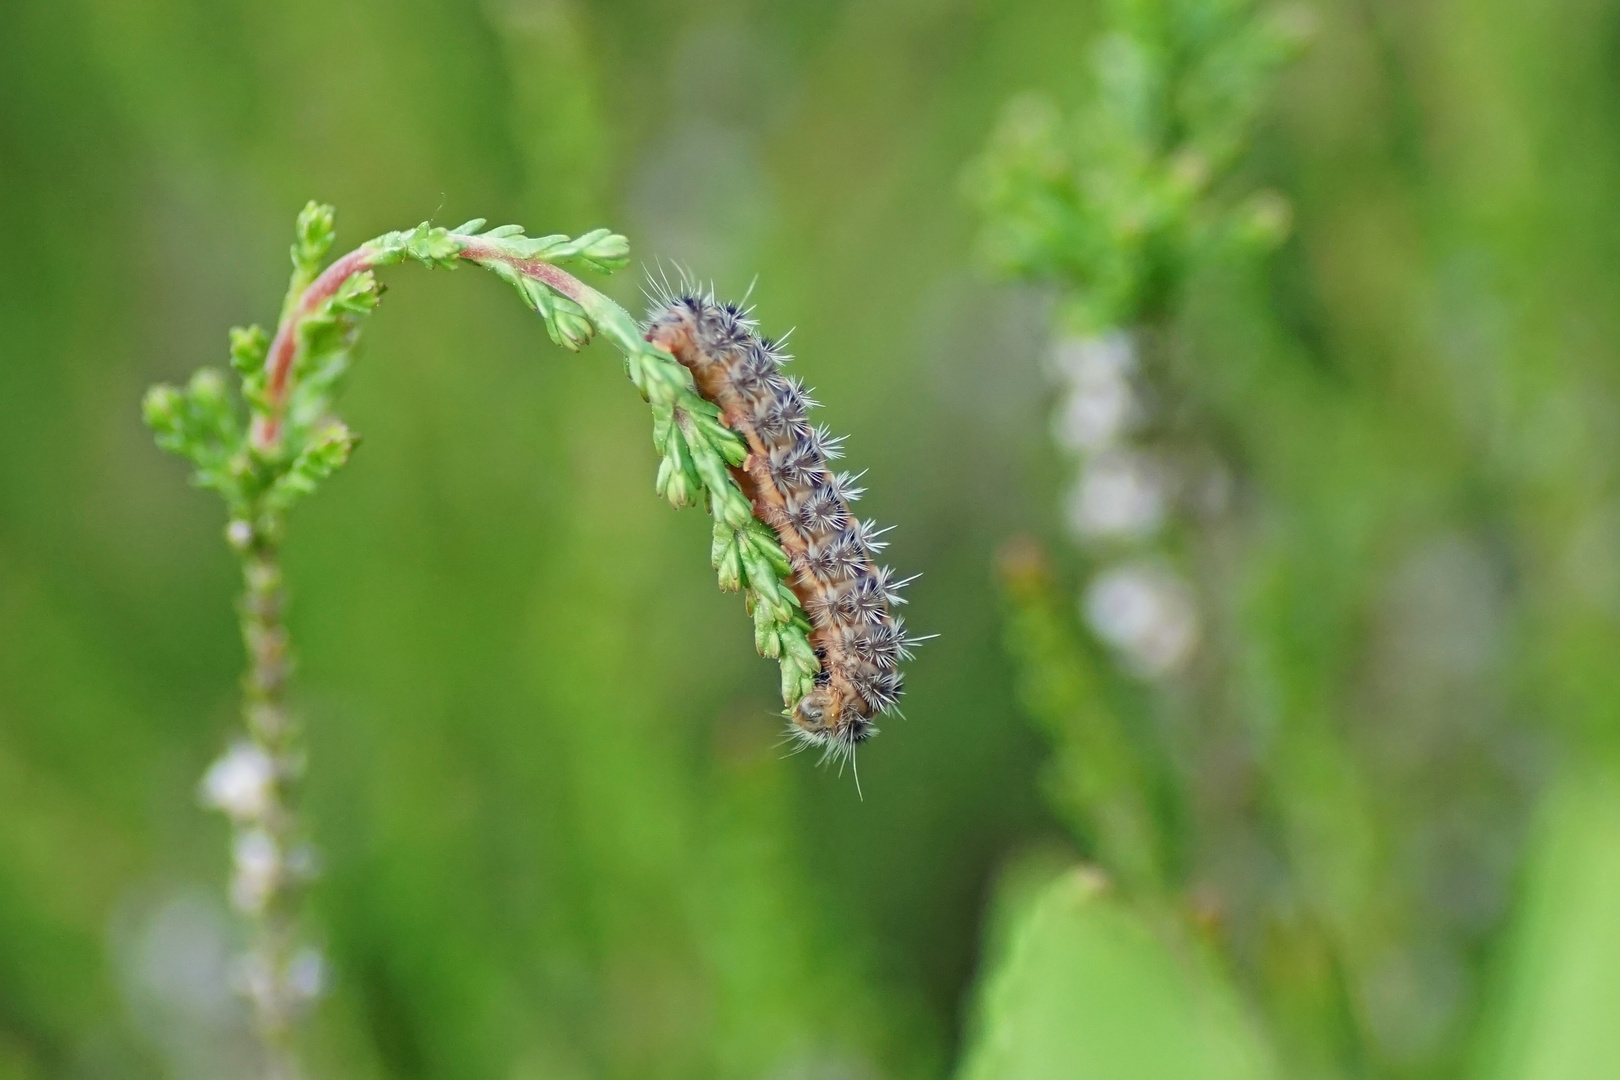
[144,211,377,529]
[19,4,1620,1080]
[0,7,1047,1080]
[1472,772,1620,1080]
[285,201,337,318]
[136,201,841,1077]
[457,221,628,349]
[958,867,1275,1080]
[366,220,466,271]
[142,369,244,502]
[965,0,1301,330]
[457,219,820,705]
[969,2,1620,1080]
[143,204,818,709]
[999,544,1167,895]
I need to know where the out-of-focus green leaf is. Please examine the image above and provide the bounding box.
[958,868,1276,1080]
[1473,768,1620,1080]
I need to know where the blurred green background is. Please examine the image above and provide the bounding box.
[6,1,1620,1079]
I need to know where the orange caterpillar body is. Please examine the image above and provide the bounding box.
[644,294,914,756]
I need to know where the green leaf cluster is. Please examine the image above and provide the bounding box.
[470,222,631,275]
[958,866,1276,1080]
[631,334,819,706]
[367,219,466,271]
[144,204,370,542]
[145,202,819,707]
[457,221,631,350]
[452,219,818,703]
[452,221,818,705]
[965,0,1303,330]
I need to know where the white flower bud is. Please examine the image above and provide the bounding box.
[287,947,327,1004]
[1066,450,1169,541]
[200,743,276,822]
[1084,563,1200,677]
[230,829,280,914]
[1049,332,1140,451]
[225,519,254,551]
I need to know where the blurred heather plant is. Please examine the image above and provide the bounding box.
[964,0,1300,892]
[960,0,1335,1075]
[142,202,825,1080]
[963,2,1577,1079]
[966,0,1299,684]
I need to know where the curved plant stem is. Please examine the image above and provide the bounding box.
[253,237,597,452]
[156,208,821,1080]
[230,233,612,1079]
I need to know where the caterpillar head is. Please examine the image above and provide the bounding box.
[790,686,875,750]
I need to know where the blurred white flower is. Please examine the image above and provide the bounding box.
[229,830,280,915]
[230,944,325,1024]
[1049,332,1139,451]
[111,888,258,1080]
[225,519,253,550]
[286,947,327,1005]
[1083,562,1199,677]
[1065,450,1168,541]
[1049,330,1134,384]
[200,743,275,822]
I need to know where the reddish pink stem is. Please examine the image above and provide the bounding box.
[455,238,589,302]
[253,248,374,450]
[252,238,591,451]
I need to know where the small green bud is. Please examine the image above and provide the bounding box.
[780,660,814,707]
[679,414,732,492]
[717,544,743,592]
[741,550,793,623]
[142,385,183,438]
[781,627,819,673]
[552,308,595,351]
[715,485,754,530]
[569,228,631,273]
[691,411,747,466]
[292,202,337,273]
[329,271,381,315]
[531,288,594,351]
[742,523,792,578]
[667,458,700,509]
[655,433,701,509]
[267,422,358,509]
[229,326,270,375]
[189,367,229,405]
[712,524,743,591]
[401,222,464,269]
[628,351,691,406]
[753,601,782,657]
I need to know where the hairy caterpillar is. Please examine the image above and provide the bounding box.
[643,288,919,760]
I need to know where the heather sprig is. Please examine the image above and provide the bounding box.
[964,0,1304,331]
[962,0,1323,1072]
[143,202,817,1080]
[148,204,815,709]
